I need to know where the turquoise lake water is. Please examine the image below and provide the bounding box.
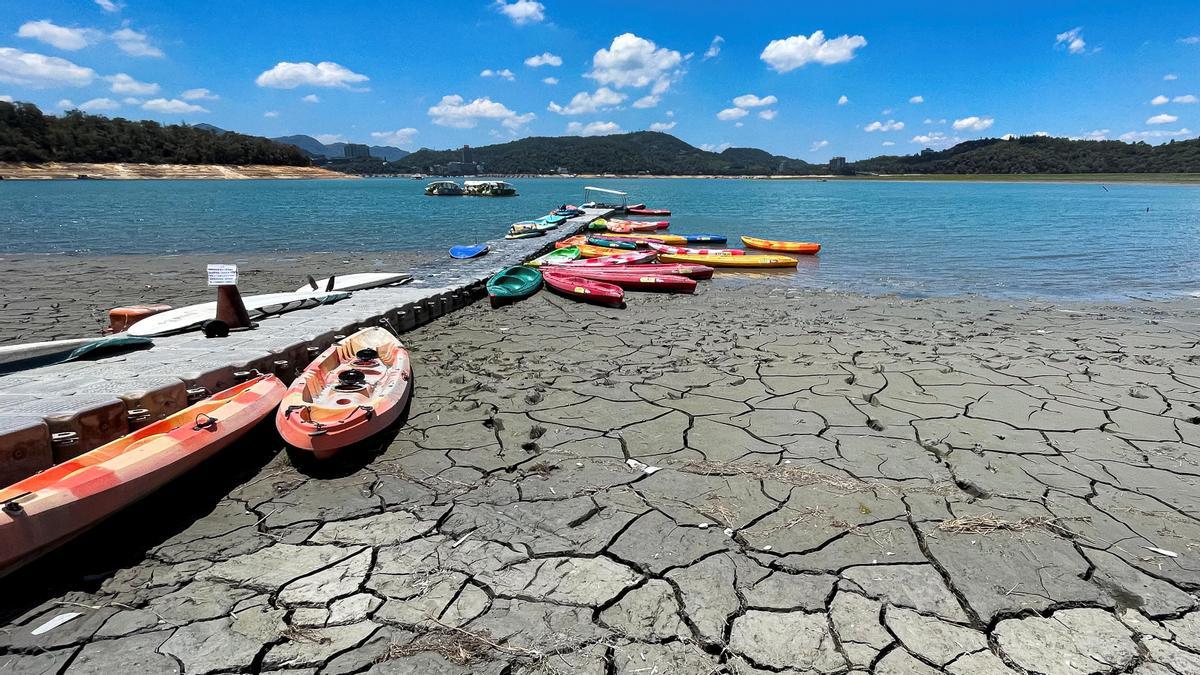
[2,177,1198,300]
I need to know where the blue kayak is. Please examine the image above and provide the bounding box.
[681,234,727,244]
[450,244,490,259]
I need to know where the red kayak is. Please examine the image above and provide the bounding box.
[648,243,745,256]
[627,207,671,217]
[542,269,625,305]
[549,250,657,266]
[561,268,696,293]
[571,263,714,280]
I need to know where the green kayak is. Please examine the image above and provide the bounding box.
[487,266,543,305]
[526,246,580,267]
[587,218,609,231]
[587,236,638,250]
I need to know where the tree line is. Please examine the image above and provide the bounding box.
[0,101,310,166]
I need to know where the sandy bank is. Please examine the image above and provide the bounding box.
[0,162,354,180]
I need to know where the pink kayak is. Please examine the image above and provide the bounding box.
[627,207,671,216]
[541,270,625,306]
[559,268,697,294]
[547,250,657,266]
[606,219,663,234]
[648,242,745,256]
[571,263,715,280]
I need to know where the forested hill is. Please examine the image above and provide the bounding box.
[848,136,1200,174]
[0,101,309,166]
[389,132,819,175]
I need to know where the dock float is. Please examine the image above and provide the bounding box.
[0,208,615,483]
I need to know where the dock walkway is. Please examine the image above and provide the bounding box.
[0,208,613,481]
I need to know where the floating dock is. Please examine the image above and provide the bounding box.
[0,208,614,483]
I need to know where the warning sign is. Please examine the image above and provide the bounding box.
[207,264,238,286]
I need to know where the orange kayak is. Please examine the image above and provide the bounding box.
[0,374,285,575]
[277,327,413,460]
[555,235,588,249]
[599,232,688,246]
[741,236,821,255]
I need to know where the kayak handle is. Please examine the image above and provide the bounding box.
[192,413,219,431]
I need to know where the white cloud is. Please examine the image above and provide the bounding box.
[316,134,350,144]
[588,33,683,95]
[142,98,207,114]
[1151,95,1170,105]
[428,94,534,129]
[909,95,924,104]
[666,110,674,117]
[700,142,731,152]
[0,48,95,87]
[1033,131,1050,136]
[882,141,896,146]
[1120,127,1192,142]
[1179,36,1200,45]
[17,20,99,51]
[864,119,904,132]
[121,96,140,104]
[566,120,621,136]
[760,30,867,72]
[370,128,418,147]
[633,94,659,108]
[95,0,120,12]
[111,27,162,57]
[1173,94,1198,103]
[810,139,829,152]
[181,87,218,101]
[524,52,561,67]
[952,115,994,131]
[1147,113,1178,124]
[1164,73,1178,81]
[542,76,558,85]
[78,96,119,111]
[881,107,893,115]
[758,109,777,120]
[255,61,368,89]
[480,68,515,81]
[837,94,848,105]
[1072,129,1109,140]
[106,72,158,95]
[732,93,777,108]
[301,93,319,103]
[1055,27,1086,54]
[649,121,676,131]
[717,107,748,121]
[548,87,626,115]
[703,35,724,60]
[263,111,279,118]
[735,121,744,127]
[56,98,73,108]
[911,131,960,146]
[494,0,545,25]
[0,95,11,102]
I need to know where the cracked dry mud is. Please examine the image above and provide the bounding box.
[3,283,1200,674]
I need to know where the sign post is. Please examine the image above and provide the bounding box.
[207,264,252,334]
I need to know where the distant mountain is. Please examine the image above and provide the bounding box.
[270,134,410,161]
[373,131,820,176]
[193,123,229,135]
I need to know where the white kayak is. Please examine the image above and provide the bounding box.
[0,335,152,371]
[295,272,411,294]
[128,290,350,337]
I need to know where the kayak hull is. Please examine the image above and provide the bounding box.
[0,375,284,575]
[450,244,490,259]
[276,328,413,460]
[487,266,543,302]
[559,269,696,293]
[648,243,744,256]
[659,253,798,268]
[548,250,657,266]
[627,207,671,216]
[542,270,625,305]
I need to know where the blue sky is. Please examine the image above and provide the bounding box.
[2,1,1199,160]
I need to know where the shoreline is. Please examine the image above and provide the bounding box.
[0,162,353,180]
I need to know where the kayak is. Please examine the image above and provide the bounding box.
[555,235,588,249]
[576,244,643,258]
[648,243,744,256]
[600,232,688,245]
[572,263,715,280]
[558,268,697,294]
[540,214,569,226]
[606,219,661,234]
[741,236,822,255]
[487,265,543,303]
[1,374,285,575]
[512,219,559,232]
[681,234,726,244]
[586,236,638,250]
[659,253,798,268]
[627,207,671,216]
[505,229,546,240]
[553,207,584,217]
[450,244,490,259]
[542,270,625,306]
[527,246,580,267]
[277,328,412,460]
[549,250,657,266]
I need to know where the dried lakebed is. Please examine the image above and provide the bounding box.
[2,284,1200,674]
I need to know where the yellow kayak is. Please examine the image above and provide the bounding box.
[577,244,631,258]
[659,252,798,268]
[600,232,688,245]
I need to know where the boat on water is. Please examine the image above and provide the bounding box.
[0,374,286,575]
[424,180,464,196]
[277,328,414,460]
[741,236,822,255]
[464,180,518,196]
[659,252,799,268]
[580,186,628,211]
